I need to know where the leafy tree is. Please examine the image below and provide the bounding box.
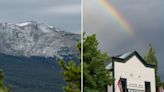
[144,44,161,89]
[83,34,113,92]
[59,42,81,92]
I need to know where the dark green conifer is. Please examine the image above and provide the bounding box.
[83,34,113,92]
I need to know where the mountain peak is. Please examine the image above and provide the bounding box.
[0,21,80,58]
[15,21,32,26]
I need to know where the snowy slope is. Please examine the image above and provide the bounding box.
[0,21,80,58]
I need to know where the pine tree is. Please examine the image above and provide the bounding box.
[59,60,80,92]
[59,42,81,92]
[0,69,10,92]
[144,44,161,89]
[83,34,113,92]
[144,44,158,71]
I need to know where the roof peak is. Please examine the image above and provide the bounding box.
[111,51,155,68]
[114,51,137,59]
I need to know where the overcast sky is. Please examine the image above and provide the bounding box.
[0,0,81,33]
[84,0,164,80]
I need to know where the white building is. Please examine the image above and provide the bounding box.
[106,51,156,92]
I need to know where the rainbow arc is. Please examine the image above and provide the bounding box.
[100,0,133,34]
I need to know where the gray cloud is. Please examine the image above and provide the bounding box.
[0,0,81,33]
[84,0,164,79]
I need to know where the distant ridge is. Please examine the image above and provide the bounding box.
[0,21,80,58]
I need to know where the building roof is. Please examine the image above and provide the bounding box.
[105,63,112,70]
[115,51,133,59]
[106,51,156,70]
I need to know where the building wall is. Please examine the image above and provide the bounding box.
[108,85,113,92]
[113,55,156,92]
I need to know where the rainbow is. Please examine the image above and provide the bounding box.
[100,0,133,34]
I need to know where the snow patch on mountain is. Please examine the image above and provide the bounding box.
[15,22,31,26]
[0,21,80,58]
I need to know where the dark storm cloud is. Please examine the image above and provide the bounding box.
[0,0,81,33]
[84,0,164,79]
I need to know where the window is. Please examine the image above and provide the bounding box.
[121,78,127,92]
[145,82,151,92]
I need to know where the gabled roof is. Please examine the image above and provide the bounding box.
[106,51,155,70]
[115,51,133,59]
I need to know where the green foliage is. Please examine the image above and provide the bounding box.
[0,70,4,88]
[83,34,113,92]
[59,60,80,92]
[0,69,10,92]
[59,41,81,92]
[144,44,158,72]
[144,44,161,88]
[7,85,13,92]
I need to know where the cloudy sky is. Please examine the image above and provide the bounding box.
[84,0,164,80]
[0,0,81,33]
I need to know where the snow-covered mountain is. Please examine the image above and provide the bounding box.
[0,21,80,58]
